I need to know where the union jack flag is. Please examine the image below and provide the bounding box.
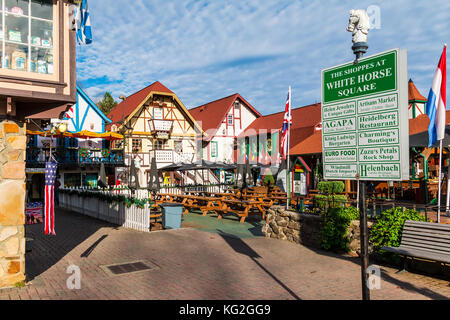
[280,88,292,160]
[44,162,57,235]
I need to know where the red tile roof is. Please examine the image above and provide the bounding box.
[408,79,427,101]
[238,103,321,138]
[189,93,262,137]
[107,81,174,128]
[290,130,322,155]
[410,111,450,136]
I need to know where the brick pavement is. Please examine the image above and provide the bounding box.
[0,208,448,300]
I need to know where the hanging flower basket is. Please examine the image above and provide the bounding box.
[101,148,111,158]
[78,148,90,158]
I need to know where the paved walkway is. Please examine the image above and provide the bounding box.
[0,208,449,300]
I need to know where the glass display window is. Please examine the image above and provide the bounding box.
[1,0,54,74]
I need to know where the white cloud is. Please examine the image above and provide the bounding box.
[77,0,450,115]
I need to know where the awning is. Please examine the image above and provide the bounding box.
[26,130,124,141]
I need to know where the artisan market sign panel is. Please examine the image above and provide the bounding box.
[321,49,409,181]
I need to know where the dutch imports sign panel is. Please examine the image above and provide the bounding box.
[321,49,409,181]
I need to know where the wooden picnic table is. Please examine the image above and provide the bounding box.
[181,195,222,216]
[215,198,268,223]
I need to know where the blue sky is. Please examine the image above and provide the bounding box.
[76,0,450,115]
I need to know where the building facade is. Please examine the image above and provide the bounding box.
[190,93,261,164]
[107,81,204,187]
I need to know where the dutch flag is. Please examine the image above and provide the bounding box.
[75,0,92,45]
[426,45,447,147]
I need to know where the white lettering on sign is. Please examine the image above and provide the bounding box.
[325,149,357,162]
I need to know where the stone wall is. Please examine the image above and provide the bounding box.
[263,206,373,254]
[262,206,323,249]
[0,120,26,288]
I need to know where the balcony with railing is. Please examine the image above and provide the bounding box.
[26,146,124,168]
[148,119,174,139]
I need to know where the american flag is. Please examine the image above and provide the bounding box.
[44,162,57,235]
[280,87,292,160]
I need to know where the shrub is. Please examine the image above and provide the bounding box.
[370,207,428,251]
[318,181,345,195]
[320,207,359,252]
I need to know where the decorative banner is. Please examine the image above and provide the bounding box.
[321,49,409,181]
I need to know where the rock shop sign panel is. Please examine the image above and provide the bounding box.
[321,49,409,181]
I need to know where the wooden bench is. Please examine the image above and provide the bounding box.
[381,220,450,270]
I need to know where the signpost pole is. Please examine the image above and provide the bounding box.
[359,180,370,300]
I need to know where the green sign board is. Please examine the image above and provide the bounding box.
[321,49,409,181]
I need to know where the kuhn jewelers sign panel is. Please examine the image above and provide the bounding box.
[321,49,409,181]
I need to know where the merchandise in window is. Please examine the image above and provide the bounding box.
[1,0,54,74]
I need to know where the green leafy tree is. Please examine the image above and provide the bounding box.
[97,92,118,116]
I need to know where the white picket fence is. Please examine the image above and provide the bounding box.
[59,188,150,232]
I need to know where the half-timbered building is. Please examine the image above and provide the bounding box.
[189,93,261,164]
[107,81,204,186]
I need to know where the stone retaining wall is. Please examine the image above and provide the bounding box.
[0,120,26,288]
[263,206,373,254]
[262,206,323,249]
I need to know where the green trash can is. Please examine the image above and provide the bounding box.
[160,203,184,229]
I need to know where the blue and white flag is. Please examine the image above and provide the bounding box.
[75,0,92,45]
[426,45,447,147]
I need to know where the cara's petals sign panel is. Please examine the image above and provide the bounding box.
[321,49,409,181]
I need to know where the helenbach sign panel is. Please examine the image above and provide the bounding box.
[321,49,409,181]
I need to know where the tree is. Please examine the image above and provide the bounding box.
[97,92,118,115]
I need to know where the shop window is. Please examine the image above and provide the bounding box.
[132,139,142,153]
[1,0,54,74]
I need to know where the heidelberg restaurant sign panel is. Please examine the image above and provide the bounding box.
[321,49,409,181]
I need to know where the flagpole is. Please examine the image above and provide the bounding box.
[437,140,443,223]
[286,86,292,210]
[446,146,450,216]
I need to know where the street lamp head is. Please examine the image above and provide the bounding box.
[119,95,126,101]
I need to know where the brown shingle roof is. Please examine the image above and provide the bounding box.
[408,79,427,101]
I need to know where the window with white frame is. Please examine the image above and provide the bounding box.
[1,0,55,74]
[227,114,233,126]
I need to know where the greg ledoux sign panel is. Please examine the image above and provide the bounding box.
[321,49,409,181]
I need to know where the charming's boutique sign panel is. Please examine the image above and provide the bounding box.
[321,49,409,181]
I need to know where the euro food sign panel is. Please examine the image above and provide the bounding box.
[321,49,409,181]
